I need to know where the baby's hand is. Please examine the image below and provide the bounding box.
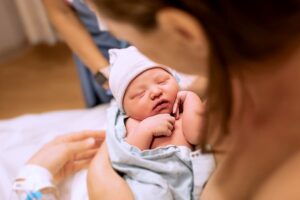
[140,114,175,137]
[172,91,188,120]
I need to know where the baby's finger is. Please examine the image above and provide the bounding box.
[167,122,174,131]
[154,130,165,137]
[175,108,180,120]
[166,129,173,136]
[167,115,176,124]
[172,97,179,114]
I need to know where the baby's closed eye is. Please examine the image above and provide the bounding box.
[157,77,169,84]
[132,90,145,99]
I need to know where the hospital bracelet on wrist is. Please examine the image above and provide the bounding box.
[12,165,58,200]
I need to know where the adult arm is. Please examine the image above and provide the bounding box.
[87,142,134,200]
[42,0,109,74]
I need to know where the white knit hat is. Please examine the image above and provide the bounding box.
[109,46,176,112]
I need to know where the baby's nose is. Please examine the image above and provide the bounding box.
[150,87,162,100]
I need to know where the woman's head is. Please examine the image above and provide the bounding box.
[94,0,300,67]
[94,0,300,147]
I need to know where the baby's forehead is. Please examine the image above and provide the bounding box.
[128,68,174,91]
[129,68,170,86]
[137,67,172,79]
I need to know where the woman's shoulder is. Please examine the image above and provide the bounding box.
[254,150,300,200]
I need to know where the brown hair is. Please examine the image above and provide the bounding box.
[94,0,300,150]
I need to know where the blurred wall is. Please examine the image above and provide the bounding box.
[0,0,27,59]
[15,0,58,45]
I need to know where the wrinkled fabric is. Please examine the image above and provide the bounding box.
[106,102,215,200]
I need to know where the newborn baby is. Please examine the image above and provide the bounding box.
[106,46,213,200]
[109,47,205,151]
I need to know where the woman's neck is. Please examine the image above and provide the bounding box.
[206,43,300,200]
[230,44,300,138]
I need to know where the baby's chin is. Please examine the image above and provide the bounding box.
[151,107,173,116]
[132,107,173,121]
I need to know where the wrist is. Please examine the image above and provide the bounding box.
[135,122,154,139]
[14,165,55,189]
[92,65,109,76]
[98,67,110,77]
[94,67,109,89]
[13,164,58,199]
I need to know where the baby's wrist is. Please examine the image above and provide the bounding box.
[137,123,154,138]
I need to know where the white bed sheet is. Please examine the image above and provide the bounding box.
[0,104,110,200]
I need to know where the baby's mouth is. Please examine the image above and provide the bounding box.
[152,100,169,112]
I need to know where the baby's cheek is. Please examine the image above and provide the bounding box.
[133,107,153,121]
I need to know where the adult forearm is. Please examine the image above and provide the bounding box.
[87,144,134,200]
[42,0,108,73]
[88,165,134,200]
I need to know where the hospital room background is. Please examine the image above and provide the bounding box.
[0,1,109,199]
[0,0,85,119]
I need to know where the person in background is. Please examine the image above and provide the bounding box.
[42,0,129,107]
[42,0,208,105]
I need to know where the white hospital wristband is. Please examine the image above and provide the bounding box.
[13,164,56,192]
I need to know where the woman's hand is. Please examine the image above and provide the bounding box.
[27,130,105,183]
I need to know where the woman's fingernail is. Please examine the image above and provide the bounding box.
[86,138,95,145]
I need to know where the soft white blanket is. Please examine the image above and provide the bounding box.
[0,104,109,200]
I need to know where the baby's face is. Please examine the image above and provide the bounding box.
[123,68,179,121]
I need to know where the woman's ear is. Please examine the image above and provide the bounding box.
[156,8,207,49]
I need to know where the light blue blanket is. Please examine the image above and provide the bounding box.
[106,102,215,200]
